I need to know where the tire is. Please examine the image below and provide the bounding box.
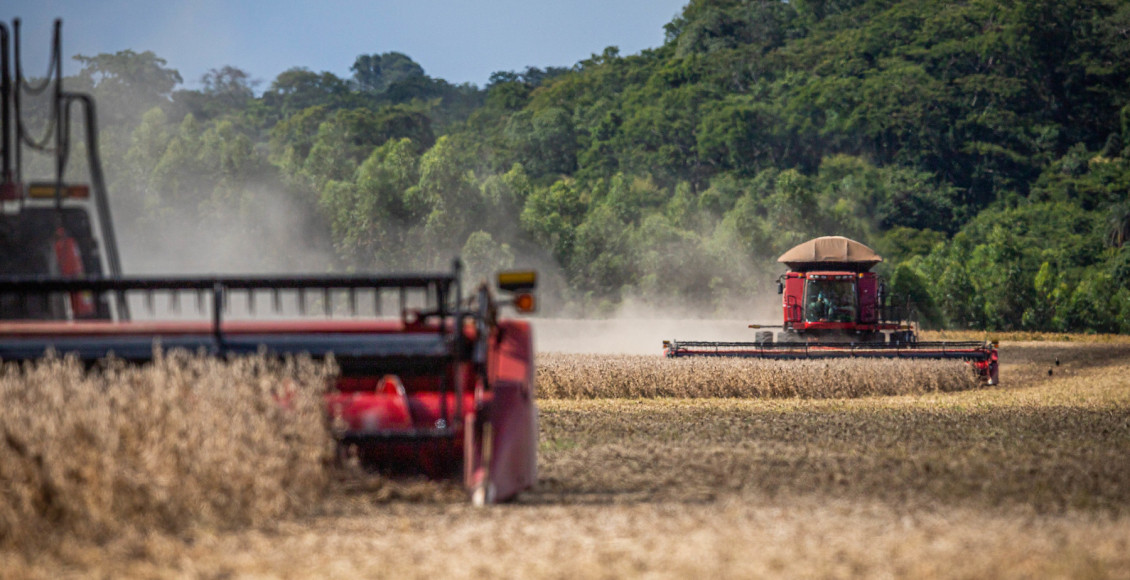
[754,330,773,344]
[776,331,799,343]
[891,330,916,344]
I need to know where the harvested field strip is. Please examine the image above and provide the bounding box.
[1,342,1129,578]
[538,398,1130,512]
[536,353,980,399]
[921,330,1130,344]
[0,352,334,552]
[537,345,1130,512]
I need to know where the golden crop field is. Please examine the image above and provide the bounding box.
[536,354,979,398]
[2,338,1129,579]
[0,352,333,552]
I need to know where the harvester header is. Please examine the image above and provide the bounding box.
[0,263,542,504]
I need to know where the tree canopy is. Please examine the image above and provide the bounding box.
[61,0,1130,329]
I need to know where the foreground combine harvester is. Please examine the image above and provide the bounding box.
[0,20,538,504]
[0,269,541,504]
[665,236,999,384]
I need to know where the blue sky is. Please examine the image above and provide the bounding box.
[4,1,688,90]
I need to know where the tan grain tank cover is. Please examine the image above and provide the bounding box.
[777,236,883,267]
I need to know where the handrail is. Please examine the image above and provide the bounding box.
[62,94,126,283]
[1,23,10,186]
[13,19,61,154]
[0,272,459,292]
[0,267,464,329]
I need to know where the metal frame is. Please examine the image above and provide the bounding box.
[0,264,463,334]
[664,340,995,362]
[0,260,484,444]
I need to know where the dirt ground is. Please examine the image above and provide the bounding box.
[4,340,1130,579]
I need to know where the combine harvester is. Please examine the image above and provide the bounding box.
[664,236,999,385]
[0,19,538,505]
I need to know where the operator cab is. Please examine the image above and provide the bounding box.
[803,274,857,323]
[0,193,113,319]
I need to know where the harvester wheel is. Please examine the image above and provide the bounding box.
[777,331,799,343]
[754,331,773,344]
[891,331,916,345]
[470,420,495,507]
[471,480,496,507]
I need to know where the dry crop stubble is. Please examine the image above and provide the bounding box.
[535,343,1130,511]
[536,397,1130,511]
[536,353,980,399]
[17,496,1125,579]
[0,351,335,552]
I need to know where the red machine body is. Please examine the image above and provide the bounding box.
[775,236,909,342]
[325,317,538,503]
[780,270,904,341]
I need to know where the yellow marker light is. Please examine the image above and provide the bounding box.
[28,182,90,199]
[498,270,537,292]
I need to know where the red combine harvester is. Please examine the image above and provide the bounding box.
[664,236,999,385]
[0,20,540,504]
[0,269,541,504]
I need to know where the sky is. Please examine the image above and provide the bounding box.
[4,1,688,90]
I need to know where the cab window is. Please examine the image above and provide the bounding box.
[804,278,857,322]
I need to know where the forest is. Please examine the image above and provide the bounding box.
[30,0,1130,331]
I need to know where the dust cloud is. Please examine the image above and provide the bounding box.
[113,190,335,276]
[532,292,783,355]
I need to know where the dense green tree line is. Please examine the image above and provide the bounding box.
[40,0,1130,329]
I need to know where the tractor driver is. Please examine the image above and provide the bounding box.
[808,290,835,321]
